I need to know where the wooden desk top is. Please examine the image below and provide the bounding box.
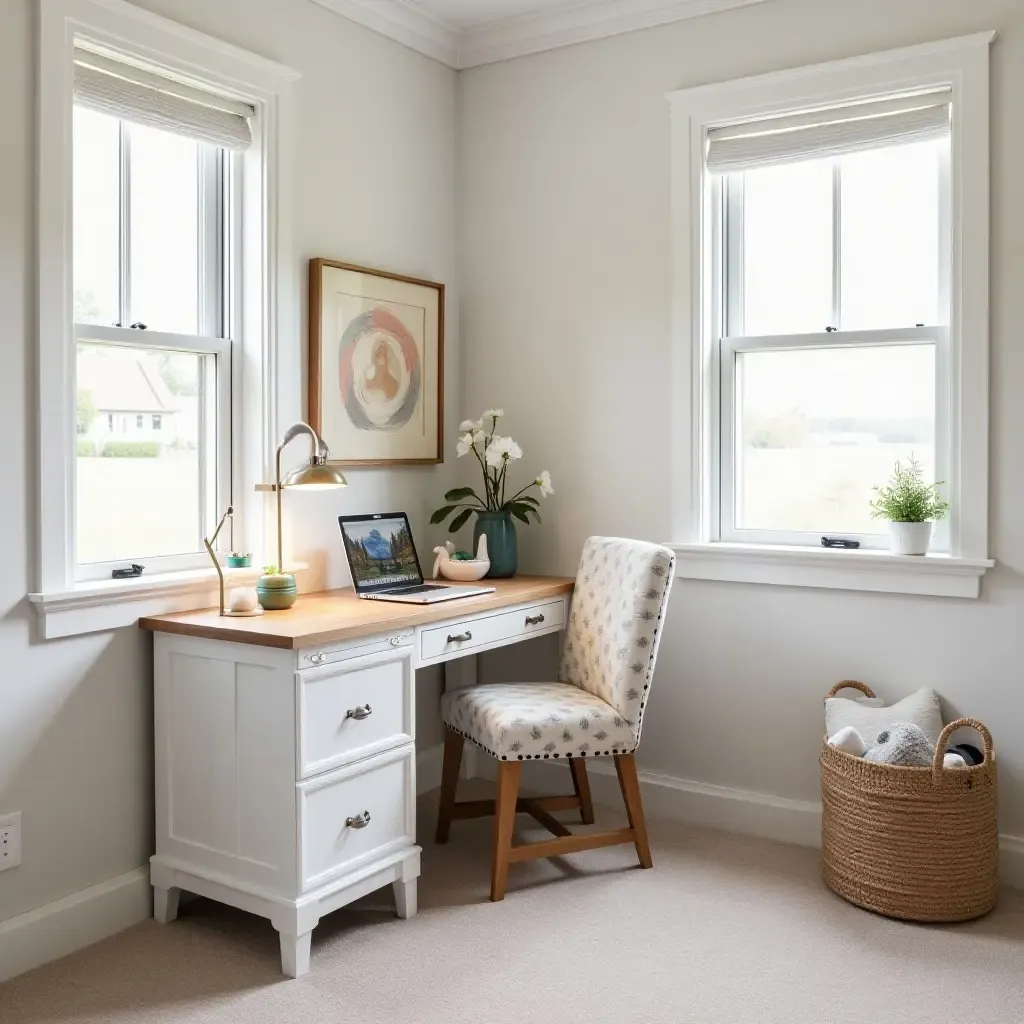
[139,575,575,650]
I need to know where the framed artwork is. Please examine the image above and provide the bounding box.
[309,259,444,466]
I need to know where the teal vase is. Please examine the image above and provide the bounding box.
[474,510,517,579]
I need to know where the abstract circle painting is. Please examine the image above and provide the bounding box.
[337,307,422,432]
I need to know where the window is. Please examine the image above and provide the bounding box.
[718,131,949,549]
[668,34,994,597]
[34,0,297,638]
[71,50,242,580]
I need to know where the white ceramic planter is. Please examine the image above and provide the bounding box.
[888,520,933,555]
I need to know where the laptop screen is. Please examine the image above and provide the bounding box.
[339,514,423,591]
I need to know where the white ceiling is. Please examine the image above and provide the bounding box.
[407,1,575,33]
[311,0,772,69]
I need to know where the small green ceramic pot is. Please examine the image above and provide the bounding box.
[226,553,252,568]
[257,572,297,610]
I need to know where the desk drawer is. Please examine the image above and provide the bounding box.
[419,598,565,663]
[298,745,415,892]
[298,649,413,779]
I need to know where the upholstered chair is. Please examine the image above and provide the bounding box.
[436,536,675,900]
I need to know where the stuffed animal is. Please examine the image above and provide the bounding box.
[864,723,934,767]
[827,723,968,768]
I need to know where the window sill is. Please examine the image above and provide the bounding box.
[29,563,310,640]
[667,542,993,599]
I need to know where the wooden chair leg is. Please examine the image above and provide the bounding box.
[569,757,596,825]
[435,728,465,844]
[490,761,522,902]
[614,753,652,868]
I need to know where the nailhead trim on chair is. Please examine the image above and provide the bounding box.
[444,722,636,762]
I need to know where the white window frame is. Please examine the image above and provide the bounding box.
[32,0,300,636]
[73,118,233,581]
[667,33,995,599]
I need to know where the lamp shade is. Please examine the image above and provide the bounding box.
[281,462,348,489]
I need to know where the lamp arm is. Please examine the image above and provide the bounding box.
[275,421,331,571]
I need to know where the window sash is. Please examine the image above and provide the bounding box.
[723,143,951,337]
[71,110,234,579]
[72,324,232,581]
[716,326,951,551]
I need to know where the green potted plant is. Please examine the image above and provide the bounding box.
[431,409,554,578]
[869,456,949,555]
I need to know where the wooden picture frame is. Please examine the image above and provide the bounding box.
[309,258,444,466]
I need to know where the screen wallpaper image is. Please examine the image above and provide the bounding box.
[342,517,421,587]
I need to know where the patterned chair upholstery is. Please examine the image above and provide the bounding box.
[436,537,676,900]
[441,537,675,762]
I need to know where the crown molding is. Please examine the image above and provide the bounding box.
[457,0,772,69]
[308,0,773,70]
[307,0,458,67]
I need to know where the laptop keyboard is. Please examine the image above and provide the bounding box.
[388,583,448,595]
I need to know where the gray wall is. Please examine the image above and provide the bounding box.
[0,0,456,924]
[459,0,1024,837]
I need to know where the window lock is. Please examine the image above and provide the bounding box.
[112,563,145,579]
[821,537,860,550]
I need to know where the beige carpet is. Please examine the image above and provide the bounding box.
[5,786,1024,1024]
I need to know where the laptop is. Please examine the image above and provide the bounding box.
[339,512,496,604]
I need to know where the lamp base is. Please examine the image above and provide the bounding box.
[222,607,265,617]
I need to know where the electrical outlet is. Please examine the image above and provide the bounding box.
[0,812,22,872]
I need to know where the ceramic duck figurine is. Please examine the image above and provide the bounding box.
[432,534,489,581]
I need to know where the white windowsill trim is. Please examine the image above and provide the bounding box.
[29,563,309,639]
[667,542,993,598]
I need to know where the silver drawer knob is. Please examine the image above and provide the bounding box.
[388,636,402,647]
[345,811,371,829]
[346,704,372,721]
[310,652,326,665]
[447,631,472,643]
[525,613,545,626]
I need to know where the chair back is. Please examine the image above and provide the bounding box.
[559,537,675,748]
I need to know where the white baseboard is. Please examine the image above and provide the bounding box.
[416,742,444,795]
[491,757,1024,888]
[0,867,152,983]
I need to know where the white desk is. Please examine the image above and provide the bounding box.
[139,576,573,977]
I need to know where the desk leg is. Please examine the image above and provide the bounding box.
[444,653,479,780]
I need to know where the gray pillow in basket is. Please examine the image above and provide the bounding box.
[825,687,944,748]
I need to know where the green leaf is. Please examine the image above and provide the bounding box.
[445,487,477,501]
[526,506,542,524]
[517,495,540,507]
[510,507,531,525]
[448,507,473,533]
[430,505,456,524]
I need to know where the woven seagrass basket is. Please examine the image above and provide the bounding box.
[820,680,998,922]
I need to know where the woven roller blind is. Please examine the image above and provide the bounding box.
[706,90,951,174]
[73,51,254,150]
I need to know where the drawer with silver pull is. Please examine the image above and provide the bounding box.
[297,648,413,779]
[418,598,566,664]
[297,744,414,892]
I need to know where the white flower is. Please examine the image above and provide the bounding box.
[483,408,504,421]
[484,434,522,467]
[472,429,486,446]
[536,470,554,497]
[456,432,475,457]
[459,418,483,432]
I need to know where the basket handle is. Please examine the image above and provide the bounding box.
[824,680,877,701]
[931,717,994,783]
